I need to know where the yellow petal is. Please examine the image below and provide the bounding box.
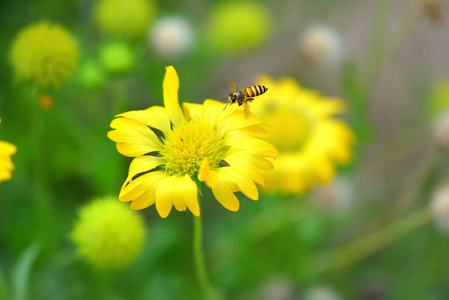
[119,178,144,202]
[310,98,345,117]
[0,171,12,182]
[216,111,265,135]
[127,156,163,180]
[216,167,258,200]
[183,102,204,122]
[212,174,240,212]
[108,117,162,157]
[243,139,278,159]
[180,174,200,216]
[203,100,227,127]
[129,172,167,209]
[163,66,184,126]
[120,171,165,203]
[224,131,278,159]
[0,141,17,155]
[223,155,265,186]
[241,125,270,138]
[198,157,218,188]
[155,175,199,216]
[225,148,274,171]
[117,106,171,135]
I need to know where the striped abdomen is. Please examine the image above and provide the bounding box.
[244,85,268,98]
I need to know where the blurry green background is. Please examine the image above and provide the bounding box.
[1,0,449,299]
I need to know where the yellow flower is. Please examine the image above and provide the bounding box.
[206,1,272,54]
[70,197,146,269]
[108,66,278,218]
[9,22,79,90]
[0,119,17,185]
[251,76,354,194]
[93,0,156,39]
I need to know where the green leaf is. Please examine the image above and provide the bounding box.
[0,268,8,300]
[11,244,41,300]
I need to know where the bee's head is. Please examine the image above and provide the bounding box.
[228,94,236,103]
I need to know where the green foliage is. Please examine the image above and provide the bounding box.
[0,0,448,299]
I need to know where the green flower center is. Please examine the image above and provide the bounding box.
[160,120,225,176]
[265,109,312,153]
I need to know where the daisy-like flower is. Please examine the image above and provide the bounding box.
[108,66,278,218]
[0,119,17,185]
[251,76,354,194]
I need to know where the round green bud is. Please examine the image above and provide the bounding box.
[71,197,146,269]
[9,22,79,90]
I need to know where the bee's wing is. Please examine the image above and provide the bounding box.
[228,77,237,92]
[243,101,250,119]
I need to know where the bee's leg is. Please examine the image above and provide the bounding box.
[247,98,254,102]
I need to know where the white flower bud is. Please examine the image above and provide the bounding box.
[149,17,193,57]
[431,184,449,231]
[298,26,343,66]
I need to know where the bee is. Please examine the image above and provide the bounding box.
[223,77,268,118]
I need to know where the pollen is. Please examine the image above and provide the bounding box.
[160,120,225,176]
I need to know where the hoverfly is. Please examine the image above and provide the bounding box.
[223,77,268,118]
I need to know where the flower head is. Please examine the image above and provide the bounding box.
[93,0,156,39]
[149,16,193,58]
[205,1,272,54]
[108,66,277,218]
[250,76,354,194]
[70,196,146,269]
[0,119,17,185]
[9,22,79,90]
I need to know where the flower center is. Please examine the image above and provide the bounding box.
[265,109,312,153]
[160,120,225,176]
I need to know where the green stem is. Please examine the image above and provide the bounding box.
[310,208,431,274]
[193,212,222,300]
[364,0,423,95]
[363,0,391,95]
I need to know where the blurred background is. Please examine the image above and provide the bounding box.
[1,0,449,299]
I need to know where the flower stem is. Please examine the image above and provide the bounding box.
[193,213,222,300]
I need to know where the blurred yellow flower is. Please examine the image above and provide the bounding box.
[0,119,17,185]
[9,22,79,90]
[206,1,272,54]
[71,197,146,269]
[108,66,278,218]
[251,76,354,194]
[93,0,156,39]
